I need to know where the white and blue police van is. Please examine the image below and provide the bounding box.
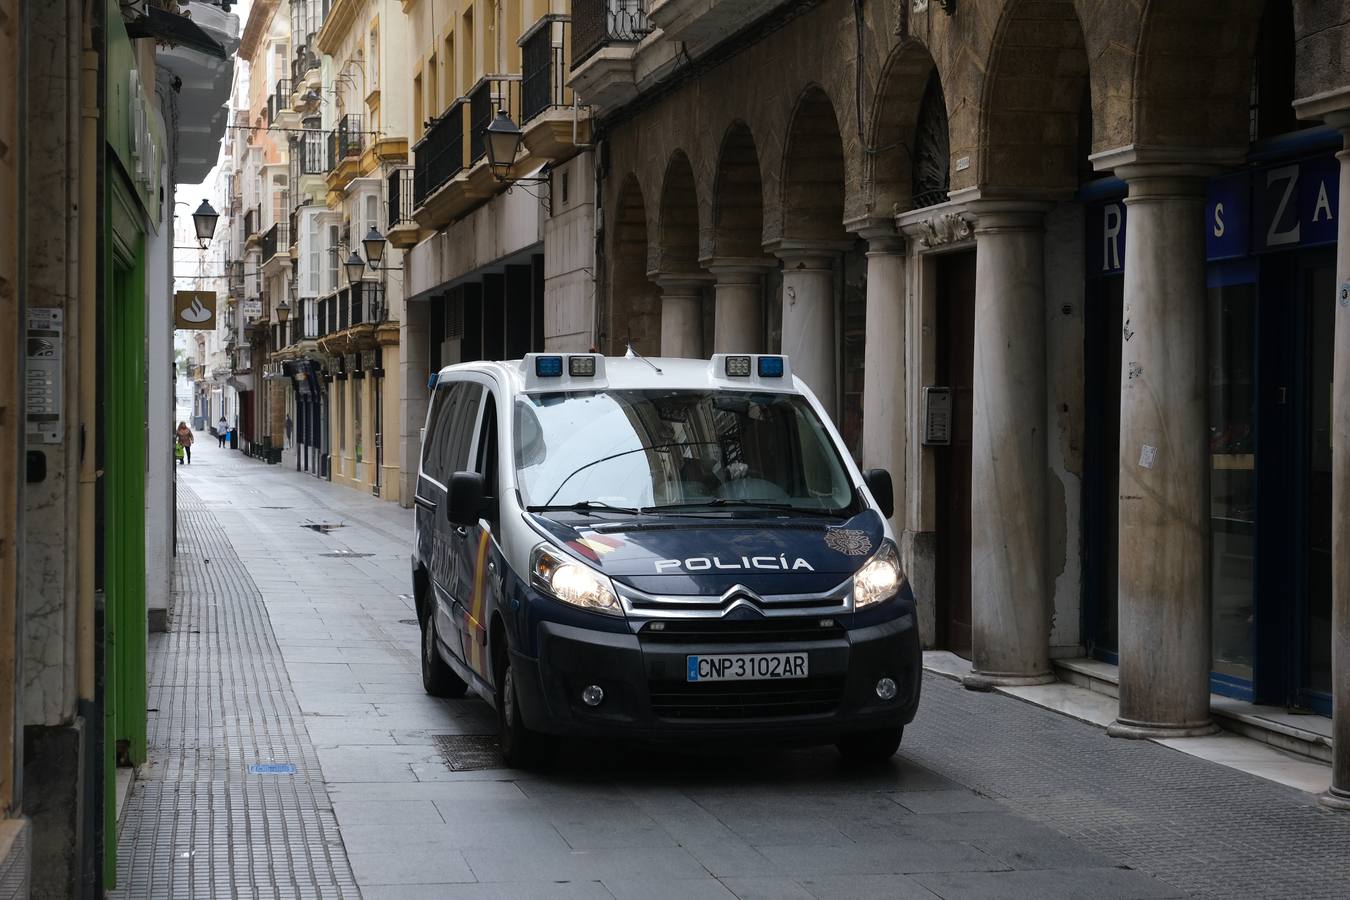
[411,352,921,766]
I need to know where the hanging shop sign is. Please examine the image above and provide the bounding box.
[174,291,217,329]
[1088,153,1340,275]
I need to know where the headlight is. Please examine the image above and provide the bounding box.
[852,541,901,609]
[531,545,622,616]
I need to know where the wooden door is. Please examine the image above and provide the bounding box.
[936,252,976,658]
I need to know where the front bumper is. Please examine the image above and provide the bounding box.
[510,596,921,743]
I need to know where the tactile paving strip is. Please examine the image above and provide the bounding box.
[109,483,359,899]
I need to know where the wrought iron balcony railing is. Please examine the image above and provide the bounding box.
[261,222,290,263]
[387,168,414,229]
[413,101,466,209]
[469,76,519,163]
[521,15,570,124]
[572,0,650,70]
[336,113,364,163]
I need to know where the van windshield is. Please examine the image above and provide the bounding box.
[514,390,856,515]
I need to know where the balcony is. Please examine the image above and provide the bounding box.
[568,0,652,114]
[386,168,419,248]
[468,76,520,165]
[518,15,589,162]
[298,127,327,175]
[412,101,466,223]
[226,259,244,299]
[572,0,651,69]
[327,113,365,188]
[243,205,263,245]
[291,42,320,92]
[316,282,388,355]
[261,222,290,266]
[647,0,788,45]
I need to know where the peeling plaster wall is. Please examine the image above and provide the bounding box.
[22,6,80,727]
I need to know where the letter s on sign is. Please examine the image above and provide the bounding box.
[1213,202,1225,238]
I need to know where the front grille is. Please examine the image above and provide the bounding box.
[650,676,845,720]
[639,618,845,645]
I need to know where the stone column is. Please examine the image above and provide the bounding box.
[964,202,1054,688]
[1312,115,1350,808]
[774,248,838,419]
[707,261,770,353]
[857,227,907,525]
[1106,162,1216,738]
[656,277,706,358]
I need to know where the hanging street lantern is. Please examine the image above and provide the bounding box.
[484,110,524,180]
[192,199,220,248]
[362,226,386,267]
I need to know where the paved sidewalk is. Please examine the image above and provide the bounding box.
[113,439,1350,899]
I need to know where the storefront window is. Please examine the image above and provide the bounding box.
[1208,280,1257,682]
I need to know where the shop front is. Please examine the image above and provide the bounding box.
[1083,131,1340,716]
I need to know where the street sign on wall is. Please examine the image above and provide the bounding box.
[241,299,263,319]
[174,291,217,329]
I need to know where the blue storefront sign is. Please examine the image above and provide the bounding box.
[1088,153,1339,273]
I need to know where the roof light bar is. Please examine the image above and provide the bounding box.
[535,356,563,377]
[758,356,785,378]
[568,355,597,377]
[724,355,752,377]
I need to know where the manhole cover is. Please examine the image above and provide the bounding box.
[433,734,505,771]
[320,549,374,558]
[302,523,344,533]
[398,619,418,627]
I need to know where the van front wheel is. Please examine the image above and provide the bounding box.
[836,726,903,764]
[421,609,467,699]
[496,659,553,769]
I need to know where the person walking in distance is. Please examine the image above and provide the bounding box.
[176,421,194,464]
[217,415,229,448]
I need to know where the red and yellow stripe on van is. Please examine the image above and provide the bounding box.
[463,530,491,677]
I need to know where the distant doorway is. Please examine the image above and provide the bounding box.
[935,251,975,658]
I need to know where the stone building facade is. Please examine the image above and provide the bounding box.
[575,0,1350,805]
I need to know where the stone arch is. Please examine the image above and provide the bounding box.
[609,174,660,356]
[710,121,767,261]
[1133,0,1265,149]
[866,40,942,215]
[779,84,847,242]
[979,0,1092,193]
[655,150,701,276]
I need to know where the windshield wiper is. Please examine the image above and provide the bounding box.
[527,500,643,515]
[645,498,800,512]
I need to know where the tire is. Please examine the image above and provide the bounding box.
[836,726,903,764]
[496,657,553,769]
[421,607,467,698]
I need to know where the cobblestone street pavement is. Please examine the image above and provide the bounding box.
[113,440,1350,899]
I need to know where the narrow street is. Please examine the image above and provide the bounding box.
[107,440,1350,900]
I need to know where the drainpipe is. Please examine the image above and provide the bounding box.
[77,0,97,707]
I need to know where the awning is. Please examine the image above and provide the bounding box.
[127,7,228,59]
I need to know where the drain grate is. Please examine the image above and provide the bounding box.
[319,549,374,558]
[302,523,345,533]
[261,506,294,510]
[433,733,506,771]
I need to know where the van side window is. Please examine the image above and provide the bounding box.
[421,383,456,483]
[443,383,483,476]
[475,393,498,506]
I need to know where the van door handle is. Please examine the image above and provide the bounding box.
[454,526,468,537]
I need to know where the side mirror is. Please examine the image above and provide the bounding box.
[862,468,894,520]
[446,471,485,526]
